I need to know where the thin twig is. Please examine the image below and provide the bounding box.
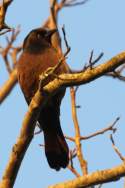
[92,52,104,64]
[110,134,125,162]
[68,149,80,177]
[80,117,120,140]
[83,52,104,71]
[0,27,21,74]
[65,117,120,142]
[65,136,75,142]
[39,144,45,147]
[0,28,11,35]
[68,165,80,177]
[65,0,90,7]
[106,61,125,82]
[34,129,42,135]
[62,25,71,54]
[106,71,125,82]
[89,50,94,69]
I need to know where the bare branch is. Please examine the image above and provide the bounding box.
[0,27,21,104]
[83,52,104,71]
[62,25,71,53]
[80,117,120,140]
[70,87,88,175]
[65,135,75,142]
[106,63,125,82]
[48,163,125,188]
[41,51,125,90]
[64,0,90,7]
[0,28,11,35]
[110,134,125,162]
[92,52,104,64]
[0,0,13,33]
[0,27,21,73]
[0,90,40,187]
[89,50,94,69]
[68,165,80,177]
[67,149,80,177]
[106,71,125,82]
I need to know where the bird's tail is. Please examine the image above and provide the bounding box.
[39,106,69,170]
[44,128,69,170]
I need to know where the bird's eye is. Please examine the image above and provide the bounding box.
[37,33,41,39]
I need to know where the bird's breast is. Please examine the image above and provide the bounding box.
[17,48,66,104]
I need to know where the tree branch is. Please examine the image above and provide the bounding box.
[64,0,90,7]
[70,87,88,175]
[0,0,13,33]
[0,82,48,187]
[80,117,120,140]
[53,51,125,88]
[68,165,81,177]
[0,27,21,74]
[48,163,125,188]
[110,134,125,162]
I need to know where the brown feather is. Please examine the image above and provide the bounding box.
[17,28,69,170]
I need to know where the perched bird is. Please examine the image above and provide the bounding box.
[17,27,69,170]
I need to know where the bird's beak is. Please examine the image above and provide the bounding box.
[46,28,58,38]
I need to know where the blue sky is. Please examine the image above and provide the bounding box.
[0,0,125,187]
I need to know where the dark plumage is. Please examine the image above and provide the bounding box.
[17,27,69,170]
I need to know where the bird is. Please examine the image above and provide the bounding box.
[17,27,69,170]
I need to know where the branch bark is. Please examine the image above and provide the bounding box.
[49,51,125,88]
[0,0,13,33]
[0,87,45,188]
[48,163,125,188]
[70,87,88,175]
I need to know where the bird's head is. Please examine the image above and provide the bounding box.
[23,28,57,53]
